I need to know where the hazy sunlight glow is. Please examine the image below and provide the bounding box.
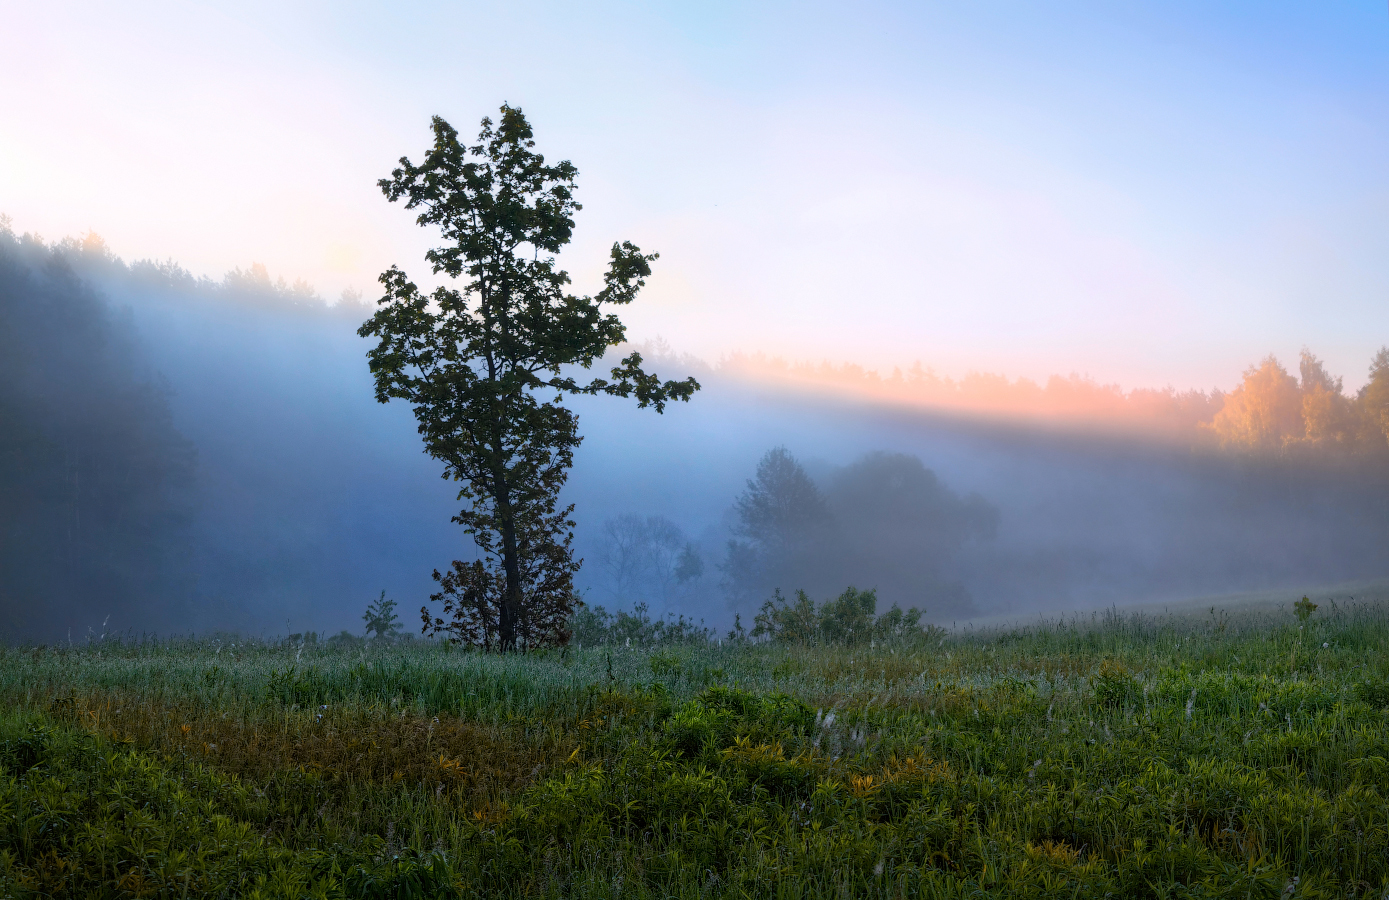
[3,1,1387,391]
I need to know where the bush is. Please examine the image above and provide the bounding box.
[569,600,714,647]
[1092,658,1139,708]
[752,586,939,646]
[1353,676,1389,709]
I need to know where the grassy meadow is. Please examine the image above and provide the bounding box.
[3,599,1389,898]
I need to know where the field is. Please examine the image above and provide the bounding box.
[3,599,1389,899]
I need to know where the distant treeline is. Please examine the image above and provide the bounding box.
[715,348,1389,457]
[1208,351,1389,456]
[590,446,996,622]
[0,226,195,638]
[6,222,1389,641]
[567,586,945,648]
[24,227,1389,463]
[720,447,996,615]
[0,223,408,641]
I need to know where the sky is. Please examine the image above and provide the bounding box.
[4,1,1389,392]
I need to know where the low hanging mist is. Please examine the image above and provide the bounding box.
[3,225,1388,643]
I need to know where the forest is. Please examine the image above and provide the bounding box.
[4,220,1389,642]
[721,346,1389,456]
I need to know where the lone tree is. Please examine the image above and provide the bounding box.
[360,106,699,651]
[362,591,402,641]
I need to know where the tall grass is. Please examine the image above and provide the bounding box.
[3,599,1388,897]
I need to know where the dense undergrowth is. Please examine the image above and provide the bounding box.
[3,600,1389,898]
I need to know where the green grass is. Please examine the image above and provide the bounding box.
[3,600,1389,898]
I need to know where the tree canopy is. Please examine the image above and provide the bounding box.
[721,447,995,616]
[359,106,698,651]
[1211,348,1389,454]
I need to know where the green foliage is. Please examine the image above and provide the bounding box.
[4,599,1389,897]
[360,105,698,652]
[1353,676,1389,709]
[1091,658,1139,708]
[0,722,49,772]
[570,600,714,647]
[817,585,877,644]
[0,714,464,898]
[752,589,820,643]
[1295,595,1319,623]
[1362,347,1389,446]
[752,586,940,646]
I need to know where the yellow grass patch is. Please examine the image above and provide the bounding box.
[49,690,575,806]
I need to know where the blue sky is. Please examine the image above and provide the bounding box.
[4,1,1388,390]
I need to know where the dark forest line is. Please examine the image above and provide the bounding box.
[4,222,1389,642]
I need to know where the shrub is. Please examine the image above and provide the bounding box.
[569,600,713,647]
[752,589,820,643]
[751,586,937,646]
[1353,676,1389,709]
[1092,658,1139,708]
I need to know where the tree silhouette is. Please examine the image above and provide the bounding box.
[360,107,699,650]
[597,514,687,607]
[824,451,996,608]
[721,447,831,606]
[0,224,195,639]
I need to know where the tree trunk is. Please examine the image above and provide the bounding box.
[498,514,523,651]
[492,461,523,651]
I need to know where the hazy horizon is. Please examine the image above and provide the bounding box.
[5,3,1389,642]
[5,4,1389,391]
[3,226,1387,643]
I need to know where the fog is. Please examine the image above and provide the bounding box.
[4,229,1388,642]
